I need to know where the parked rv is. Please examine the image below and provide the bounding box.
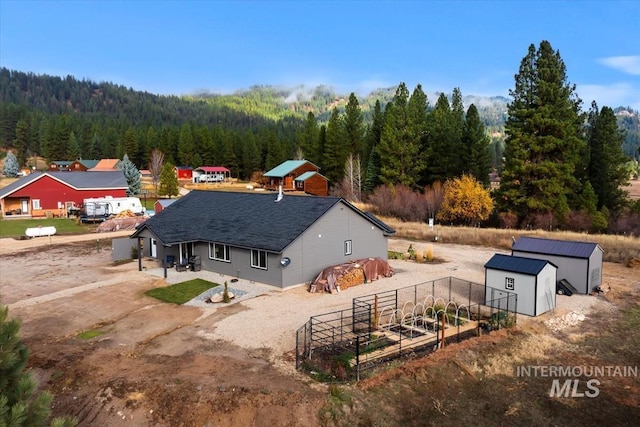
[80,196,144,222]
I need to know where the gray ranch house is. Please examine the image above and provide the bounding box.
[131,190,395,289]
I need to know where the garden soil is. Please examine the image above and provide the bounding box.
[0,232,638,426]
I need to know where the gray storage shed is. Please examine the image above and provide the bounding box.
[485,254,557,317]
[512,237,603,295]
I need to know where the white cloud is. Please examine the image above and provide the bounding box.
[578,82,640,110]
[597,55,640,75]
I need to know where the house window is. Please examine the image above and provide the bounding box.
[505,277,515,290]
[251,249,267,270]
[345,240,352,256]
[32,199,41,210]
[209,243,230,262]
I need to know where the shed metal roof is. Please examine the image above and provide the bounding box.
[132,190,394,252]
[263,160,318,177]
[512,236,601,259]
[295,171,319,182]
[195,166,230,173]
[485,254,554,276]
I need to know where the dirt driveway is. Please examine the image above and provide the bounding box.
[0,232,637,426]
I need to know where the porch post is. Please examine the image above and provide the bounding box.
[138,237,143,271]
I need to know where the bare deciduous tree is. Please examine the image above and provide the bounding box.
[149,149,165,195]
[343,153,362,202]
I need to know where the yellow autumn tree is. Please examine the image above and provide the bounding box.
[436,175,494,225]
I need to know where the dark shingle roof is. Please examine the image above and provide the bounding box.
[485,254,554,276]
[0,171,127,198]
[132,191,394,252]
[512,236,601,259]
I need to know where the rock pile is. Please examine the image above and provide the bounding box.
[544,311,586,332]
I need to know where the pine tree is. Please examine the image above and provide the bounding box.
[66,131,81,160]
[323,107,347,184]
[586,103,629,212]
[158,162,179,198]
[2,152,20,177]
[177,124,195,166]
[121,154,141,196]
[14,119,30,167]
[362,100,384,194]
[299,112,320,164]
[377,83,424,188]
[462,104,492,186]
[424,93,458,183]
[122,128,137,163]
[498,40,584,224]
[0,306,77,427]
[344,93,364,157]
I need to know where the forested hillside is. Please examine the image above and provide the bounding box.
[1,55,639,234]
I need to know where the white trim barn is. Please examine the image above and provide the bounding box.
[485,254,557,317]
[512,237,603,294]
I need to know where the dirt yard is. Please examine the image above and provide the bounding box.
[0,232,638,426]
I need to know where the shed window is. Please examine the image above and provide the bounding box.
[505,277,515,290]
[209,243,230,262]
[251,249,267,270]
[344,240,352,256]
[32,199,41,210]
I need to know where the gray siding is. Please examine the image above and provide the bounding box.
[281,203,389,288]
[486,269,536,316]
[485,264,556,317]
[512,250,589,294]
[588,249,603,291]
[131,201,390,289]
[535,263,557,316]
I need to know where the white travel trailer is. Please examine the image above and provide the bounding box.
[82,196,144,219]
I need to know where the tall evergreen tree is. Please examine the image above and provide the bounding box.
[323,107,347,184]
[241,133,260,180]
[2,151,20,177]
[299,112,319,164]
[424,93,457,183]
[586,103,629,211]
[66,131,81,160]
[344,93,364,157]
[377,83,424,188]
[498,40,584,224]
[177,124,195,166]
[407,84,429,186]
[121,154,141,196]
[122,127,137,164]
[158,161,179,198]
[462,104,492,186]
[362,100,385,193]
[14,119,29,167]
[0,306,77,427]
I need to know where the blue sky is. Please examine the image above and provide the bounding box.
[1,0,639,109]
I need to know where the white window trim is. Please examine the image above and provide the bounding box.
[505,277,515,290]
[209,243,230,262]
[32,199,41,210]
[251,249,268,270]
[345,240,352,256]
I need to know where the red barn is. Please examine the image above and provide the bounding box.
[174,166,193,180]
[0,171,127,218]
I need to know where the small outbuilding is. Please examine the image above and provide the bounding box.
[512,237,603,295]
[154,198,176,214]
[485,254,557,317]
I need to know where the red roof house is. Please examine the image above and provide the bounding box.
[0,171,127,218]
[193,166,231,183]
